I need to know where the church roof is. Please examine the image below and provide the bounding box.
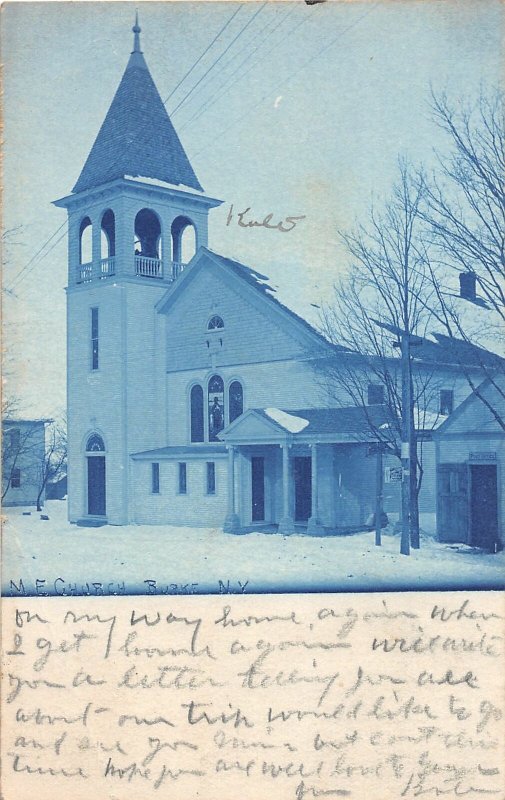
[254,405,394,436]
[73,19,202,194]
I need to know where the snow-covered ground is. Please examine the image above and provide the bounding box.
[2,500,504,595]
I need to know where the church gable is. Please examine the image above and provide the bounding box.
[159,250,329,373]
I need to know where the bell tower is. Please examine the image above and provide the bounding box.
[55,17,222,524]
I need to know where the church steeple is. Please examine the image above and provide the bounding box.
[72,17,202,193]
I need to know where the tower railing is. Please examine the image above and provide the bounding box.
[77,262,93,284]
[135,255,163,278]
[76,257,188,284]
[172,261,185,279]
[100,256,116,278]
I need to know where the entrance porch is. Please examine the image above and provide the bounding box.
[220,406,391,535]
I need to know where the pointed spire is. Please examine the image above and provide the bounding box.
[132,11,142,54]
[72,13,203,194]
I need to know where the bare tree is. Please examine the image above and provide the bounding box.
[423,88,505,428]
[318,161,443,554]
[35,419,67,511]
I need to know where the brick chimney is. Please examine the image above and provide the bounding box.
[459,272,476,301]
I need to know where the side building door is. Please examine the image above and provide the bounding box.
[437,463,468,543]
[470,463,498,550]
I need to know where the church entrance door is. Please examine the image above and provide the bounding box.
[87,456,106,516]
[294,456,312,522]
[251,457,265,522]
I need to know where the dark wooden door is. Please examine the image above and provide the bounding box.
[437,463,468,543]
[87,456,106,516]
[251,457,265,522]
[294,456,312,522]
[470,464,498,550]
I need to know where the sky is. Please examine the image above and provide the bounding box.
[2,0,503,418]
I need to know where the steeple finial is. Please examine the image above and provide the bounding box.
[132,11,142,53]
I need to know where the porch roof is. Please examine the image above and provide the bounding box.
[219,405,394,444]
[131,444,226,460]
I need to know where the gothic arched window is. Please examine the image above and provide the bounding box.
[229,381,243,423]
[190,385,204,443]
[86,433,105,452]
[208,375,224,442]
[207,315,224,331]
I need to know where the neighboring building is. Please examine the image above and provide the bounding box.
[434,377,505,551]
[56,20,501,541]
[2,419,49,507]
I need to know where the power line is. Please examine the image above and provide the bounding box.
[170,3,268,117]
[193,2,380,160]
[161,4,244,107]
[179,3,301,135]
[180,5,298,133]
[8,223,70,293]
[6,219,69,292]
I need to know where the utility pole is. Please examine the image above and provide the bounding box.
[372,318,422,556]
[375,442,383,547]
[400,332,412,556]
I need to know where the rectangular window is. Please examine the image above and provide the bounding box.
[178,462,187,494]
[368,383,384,405]
[151,462,160,494]
[440,389,454,415]
[91,307,99,370]
[11,468,21,488]
[206,461,216,495]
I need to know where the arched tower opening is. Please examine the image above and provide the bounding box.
[100,209,116,278]
[134,208,161,258]
[134,208,162,278]
[171,216,196,271]
[101,210,116,257]
[79,217,92,264]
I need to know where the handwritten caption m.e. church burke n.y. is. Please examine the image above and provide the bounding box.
[1,593,504,800]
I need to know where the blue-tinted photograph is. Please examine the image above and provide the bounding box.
[2,1,504,595]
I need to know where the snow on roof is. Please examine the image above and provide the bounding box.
[264,408,309,433]
[414,408,445,431]
[124,175,206,196]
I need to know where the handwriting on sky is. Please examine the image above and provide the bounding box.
[226,204,306,232]
[2,594,504,799]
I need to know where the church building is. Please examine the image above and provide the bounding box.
[55,20,501,543]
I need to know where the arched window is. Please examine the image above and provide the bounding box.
[134,208,162,259]
[208,375,224,442]
[101,209,115,258]
[86,433,105,452]
[79,217,92,264]
[229,381,244,423]
[171,216,196,265]
[208,315,224,331]
[190,385,204,443]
